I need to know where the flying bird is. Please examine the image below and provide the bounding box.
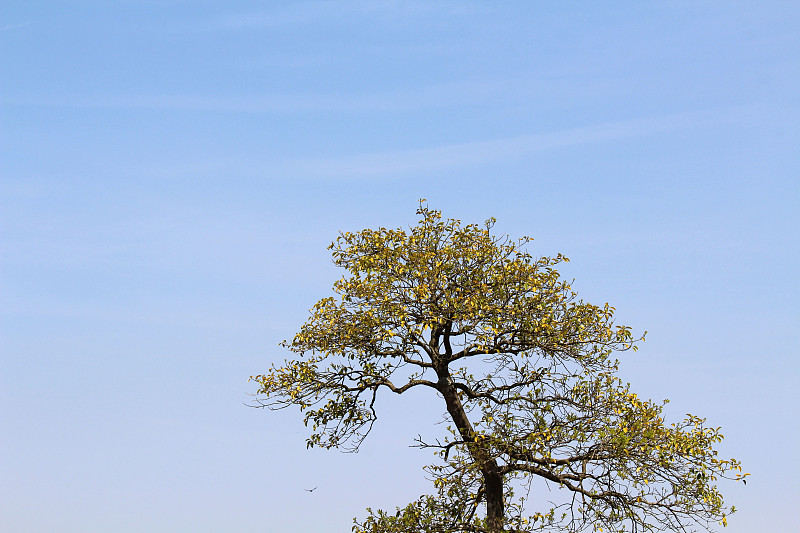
[305,486,317,492]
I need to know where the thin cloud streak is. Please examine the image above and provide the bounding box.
[4,77,579,114]
[135,104,772,181]
[0,22,31,32]
[278,106,769,179]
[2,93,447,113]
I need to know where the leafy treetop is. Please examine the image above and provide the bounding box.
[252,202,747,533]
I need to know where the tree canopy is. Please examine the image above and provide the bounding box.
[252,203,747,533]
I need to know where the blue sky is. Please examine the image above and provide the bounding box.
[1,2,798,532]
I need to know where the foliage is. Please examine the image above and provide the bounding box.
[252,202,747,533]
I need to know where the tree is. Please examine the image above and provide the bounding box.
[251,202,747,533]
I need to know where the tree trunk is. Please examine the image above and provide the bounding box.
[436,372,505,532]
[483,469,504,533]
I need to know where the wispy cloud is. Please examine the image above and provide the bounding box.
[0,22,31,32]
[137,105,770,182]
[9,93,388,113]
[273,106,767,179]
[2,77,610,114]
